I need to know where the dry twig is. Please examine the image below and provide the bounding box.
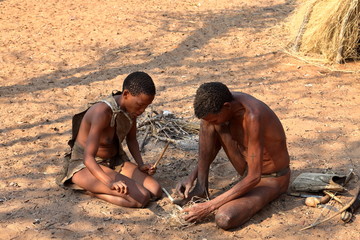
[153,142,170,168]
[137,110,199,147]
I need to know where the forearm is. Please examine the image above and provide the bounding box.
[210,176,260,210]
[126,138,144,166]
[207,128,263,208]
[84,156,113,187]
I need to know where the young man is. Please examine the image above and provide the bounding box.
[60,71,162,208]
[176,82,290,230]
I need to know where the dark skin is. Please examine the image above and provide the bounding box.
[176,92,290,229]
[71,90,162,208]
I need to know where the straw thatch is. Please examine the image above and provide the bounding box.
[288,0,360,63]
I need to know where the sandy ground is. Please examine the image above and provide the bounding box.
[1,0,360,239]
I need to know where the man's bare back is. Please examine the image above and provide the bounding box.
[176,82,290,230]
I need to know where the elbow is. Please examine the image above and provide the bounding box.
[83,158,90,167]
[83,154,94,166]
[83,160,94,173]
[246,175,261,188]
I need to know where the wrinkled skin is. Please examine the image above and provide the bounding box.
[176,92,290,229]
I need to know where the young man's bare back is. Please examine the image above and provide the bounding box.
[176,82,290,230]
[60,72,162,208]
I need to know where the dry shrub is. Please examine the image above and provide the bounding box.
[287,0,360,63]
[137,109,199,149]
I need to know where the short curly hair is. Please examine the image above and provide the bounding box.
[194,82,234,119]
[122,71,156,96]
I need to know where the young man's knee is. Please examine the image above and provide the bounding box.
[121,190,151,208]
[152,185,163,200]
[144,180,162,200]
[138,191,151,208]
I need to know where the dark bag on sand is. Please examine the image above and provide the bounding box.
[291,172,350,192]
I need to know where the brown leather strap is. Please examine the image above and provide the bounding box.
[261,167,290,178]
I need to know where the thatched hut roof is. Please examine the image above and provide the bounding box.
[288,0,360,63]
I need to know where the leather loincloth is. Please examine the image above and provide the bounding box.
[59,142,129,189]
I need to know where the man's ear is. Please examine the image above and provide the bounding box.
[122,89,130,98]
[223,102,231,109]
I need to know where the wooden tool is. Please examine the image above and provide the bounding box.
[162,187,182,210]
[323,190,343,205]
[153,142,170,168]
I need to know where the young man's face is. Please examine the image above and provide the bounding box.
[202,104,231,125]
[123,92,154,118]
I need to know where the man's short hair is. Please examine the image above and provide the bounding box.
[194,82,233,119]
[123,72,156,96]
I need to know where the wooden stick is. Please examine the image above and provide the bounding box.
[323,190,343,205]
[153,142,170,168]
[151,134,176,143]
[162,187,182,210]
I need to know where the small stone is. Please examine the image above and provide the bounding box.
[33,219,41,224]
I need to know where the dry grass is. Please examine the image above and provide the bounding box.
[286,0,360,63]
[163,196,213,229]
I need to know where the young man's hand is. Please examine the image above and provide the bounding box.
[138,163,157,175]
[110,180,128,194]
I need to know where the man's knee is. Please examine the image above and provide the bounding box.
[216,211,252,230]
[215,200,254,230]
[215,212,232,230]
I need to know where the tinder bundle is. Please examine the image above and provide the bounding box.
[288,0,360,63]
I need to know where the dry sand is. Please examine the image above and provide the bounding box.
[1,0,360,239]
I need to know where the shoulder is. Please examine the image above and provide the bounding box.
[84,102,112,125]
[234,94,278,129]
[235,93,274,116]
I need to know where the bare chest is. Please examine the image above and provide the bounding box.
[99,126,117,146]
[229,118,248,149]
[228,119,273,163]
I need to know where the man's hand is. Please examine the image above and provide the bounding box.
[110,180,128,194]
[176,178,194,199]
[182,202,213,222]
[138,163,156,175]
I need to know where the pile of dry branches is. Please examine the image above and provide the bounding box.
[287,0,360,63]
[137,110,199,151]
